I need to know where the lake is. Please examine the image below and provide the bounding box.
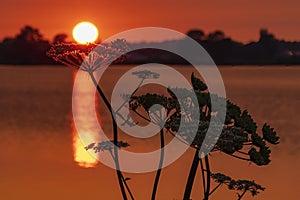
[0,65,299,200]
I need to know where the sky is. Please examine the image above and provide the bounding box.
[1,0,300,43]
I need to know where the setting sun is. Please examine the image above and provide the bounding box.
[72,22,98,44]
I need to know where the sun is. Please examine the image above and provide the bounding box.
[72,22,98,44]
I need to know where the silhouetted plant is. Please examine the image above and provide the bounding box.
[86,140,134,200]
[47,41,279,200]
[47,39,128,71]
[47,40,133,200]
[129,72,279,200]
[211,173,265,199]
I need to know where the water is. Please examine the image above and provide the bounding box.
[0,65,299,199]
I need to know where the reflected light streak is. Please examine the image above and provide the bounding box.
[72,131,98,168]
[72,71,101,168]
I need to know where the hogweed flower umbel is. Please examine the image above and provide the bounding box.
[47,39,129,72]
[85,140,130,153]
[48,39,132,199]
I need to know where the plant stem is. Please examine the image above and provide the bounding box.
[151,128,165,200]
[225,152,251,161]
[209,183,222,195]
[199,158,206,197]
[116,78,145,113]
[132,109,150,122]
[204,155,211,200]
[109,150,135,200]
[89,71,128,200]
[237,150,249,155]
[237,189,247,200]
[167,129,191,147]
[112,113,128,200]
[121,175,135,200]
[183,149,200,200]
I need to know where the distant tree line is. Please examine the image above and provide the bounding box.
[127,29,300,65]
[0,25,300,65]
[0,26,68,65]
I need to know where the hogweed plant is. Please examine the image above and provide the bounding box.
[47,40,279,200]
[47,40,133,200]
[129,73,279,200]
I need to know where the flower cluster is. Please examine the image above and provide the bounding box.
[47,39,129,72]
[211,173,265,197]
[85,140,129,153]
[129,71,280,166]
[132,70,160,79]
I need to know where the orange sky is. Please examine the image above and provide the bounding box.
[1,0,300,43]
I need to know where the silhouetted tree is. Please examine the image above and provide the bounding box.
[1,26,300,65]
[53,33,68,44]
[259,29,275,43]
[187,29,205,41]
[245,29,279,63]
[0,25,52,64]
[16,26,43,42]
[207,30,225,41]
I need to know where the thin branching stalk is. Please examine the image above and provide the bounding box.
[151,128,165,200]
[204,156,211,200]
[131,103,166,200]
[121,175,135,200]
[209,183,222,196]
[200,158,206,197]
[89,71,129,200]
[183,149,200,200]
[167,129,192,147]
[237,150,249,155]
[225,152,251,161]
[116,77,145,113]
[237,189,247,200]
[242,142,253,146]
[183,105,210,200]
[130,100,166,200]
[109,149,135,200]
[132,109,151,122]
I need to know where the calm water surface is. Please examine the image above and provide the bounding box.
[0,65,299,200]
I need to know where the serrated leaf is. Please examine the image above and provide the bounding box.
[251,132,266,148]
[248,147,270,166]
[236,110,257,134]
[191,72,208,91]
[262,123,279,144]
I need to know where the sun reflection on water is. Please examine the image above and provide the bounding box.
[72,131,98,168]
[72,71,101,168]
